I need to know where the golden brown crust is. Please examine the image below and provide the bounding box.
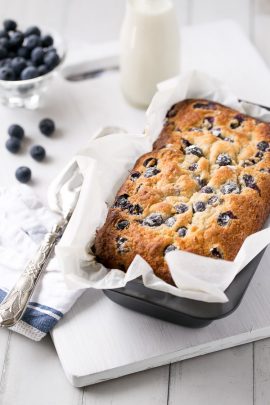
[94,99,270,284]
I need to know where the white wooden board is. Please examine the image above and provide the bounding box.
[52,247,270,387]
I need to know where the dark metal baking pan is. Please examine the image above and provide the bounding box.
[103,100,270,328]
[103,248,266,328]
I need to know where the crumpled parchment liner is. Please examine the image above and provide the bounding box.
[48,71,270,303]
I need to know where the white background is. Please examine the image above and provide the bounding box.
[0,0,270,404]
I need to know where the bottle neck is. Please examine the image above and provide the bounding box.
[128,0,173,15]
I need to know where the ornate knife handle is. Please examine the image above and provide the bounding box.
[0,217,68,328]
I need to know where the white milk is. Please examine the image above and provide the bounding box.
[120,0,180,108]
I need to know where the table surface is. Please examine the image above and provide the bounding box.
[1,1,270,404]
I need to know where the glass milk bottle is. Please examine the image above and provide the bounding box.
[120,0,180,108]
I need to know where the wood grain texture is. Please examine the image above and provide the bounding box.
[0,332,82,405]
[52,245,270,387]
[168,344,253,405]
[0,329,11,394]
[254,339,270,405]
[83,365,169,405]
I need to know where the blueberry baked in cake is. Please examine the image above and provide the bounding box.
[94,99,270,285]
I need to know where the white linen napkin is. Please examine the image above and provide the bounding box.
[0,186,82,341]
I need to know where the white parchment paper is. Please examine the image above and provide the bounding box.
[48,71,270,303]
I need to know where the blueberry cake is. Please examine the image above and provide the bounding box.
[94,99,270,284]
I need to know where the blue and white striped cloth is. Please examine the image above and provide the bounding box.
[0,186,82,341]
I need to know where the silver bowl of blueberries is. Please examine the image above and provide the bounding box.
[0,19,65,109]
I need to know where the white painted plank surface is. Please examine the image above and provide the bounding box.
[254,339,270,405]
[52,245,270,387]
[0,333,82,405]
[254,0,270,67]
[0,329,10,389]
[84,365,169,405]
[0,0,67,33]
[168,344,253,405]
[191,0,252,36]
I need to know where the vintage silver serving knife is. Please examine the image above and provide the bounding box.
[0,208,74,328]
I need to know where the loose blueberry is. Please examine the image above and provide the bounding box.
[20,66,38,80]
[230,115,244,129]
[164,245,177,255]
[36,64,48,76]
[175,203,188,214]
[11,56,27,76]
[217,211,236,226]
[39,118,55,136]
[5,137,21,153]
[144,167,160,178]
[188,163,198,171]
[210,247,222,258]
[0,66,15,80]
[116,220,129,230]
[128,204,143,215]
[24,26,41,37]
[3,19,17,32]
[242,174,260,193]
[193,201,206,212]
[216,153,232,166]
[30,145,46,162]
[201,186,214,194]
[143,157,157,167]
[166,104,177,118]
[221,181,240,194]
[0,37,9,50]
[0,45,7,60]
[114,194,130,209]
[208,195,219,205]
[15,166,31,183]
[8,124,24,140]
[130,171,141,181]
[9,31,24,49]
[41,35,53,47]
[257,141,269,152]
[44,50,60,70]
[31,46,44,65]
[24,34,41,50]
[185,145,203,157]
[142,213,164,227]
[178,227,187,237]
[165,216,176,227]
